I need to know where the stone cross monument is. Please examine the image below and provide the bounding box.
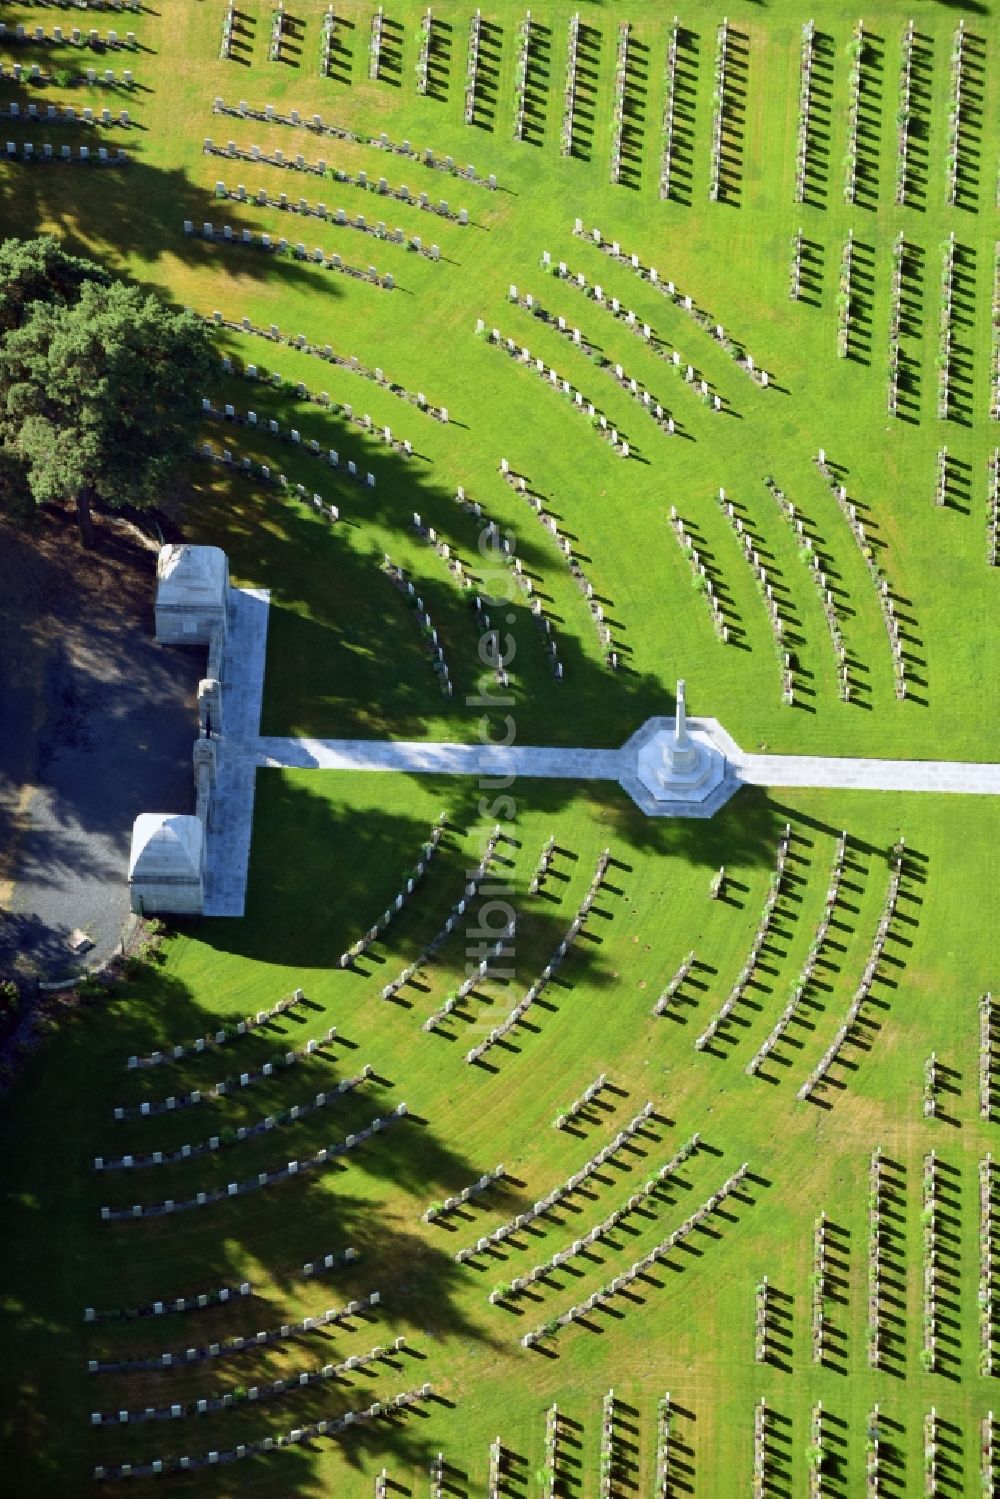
[667,678,700,775]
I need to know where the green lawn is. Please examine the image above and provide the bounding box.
[1,0,998,1493]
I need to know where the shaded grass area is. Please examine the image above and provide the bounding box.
[1,775,999,1493]
[0,0,997,1494]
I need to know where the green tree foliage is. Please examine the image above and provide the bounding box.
[0,235,109,337]
[0,236,213,544]
[0,445,32,519]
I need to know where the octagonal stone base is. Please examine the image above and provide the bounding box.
[619,717,743,818]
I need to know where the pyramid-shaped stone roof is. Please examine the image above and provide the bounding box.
[128,813,204,882]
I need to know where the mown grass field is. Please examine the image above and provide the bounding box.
[0,0,998,1493]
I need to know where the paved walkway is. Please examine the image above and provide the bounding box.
[254,734,1000,798]
[737,753,1000,795]
[255,737,625,779]
[203,589,270,918]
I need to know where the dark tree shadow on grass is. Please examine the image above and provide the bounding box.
[0,956,499,1492]
[0,764,783,1491]
[193,772,782,973]
[0,130,337,305]
[187,400,679,750]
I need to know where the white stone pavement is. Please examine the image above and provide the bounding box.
[206,592,1000,917]
[254,737,625,778]
[254,733,1000,798]
[738,753,1000,795]
[202,588,270,918]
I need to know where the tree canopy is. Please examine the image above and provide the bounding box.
[0,236,213,544]
[0,235,110,337]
